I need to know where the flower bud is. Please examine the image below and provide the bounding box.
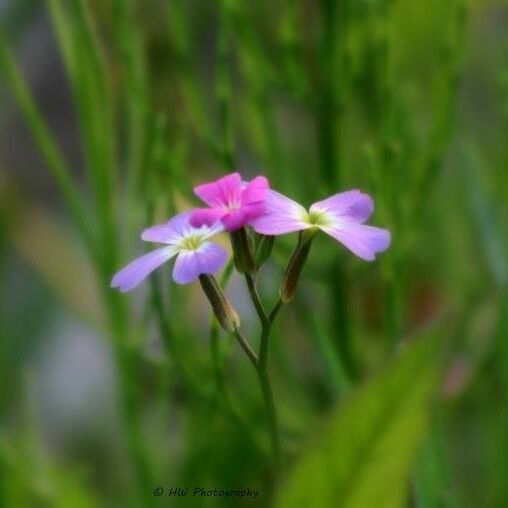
[280,231,316,303]
[254,234,274,268]
[199,274,241,332]
[230,227,255,274]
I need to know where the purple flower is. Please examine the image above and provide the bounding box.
[111,212,228,292]
[190,172,269,232]
[251,189,391,261]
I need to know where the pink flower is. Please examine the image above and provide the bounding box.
[190,172,269,232]
[251,189,391,261]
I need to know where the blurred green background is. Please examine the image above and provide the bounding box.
[0,0,507,507]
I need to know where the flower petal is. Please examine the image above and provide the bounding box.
[250,189,309,235]
[172,242,228,284]
[141,212,193,244]
[241,175,269,204]
[310,190,374,224]
[201,219,226,240]
[111,246,177,292]
[221,209,250,232]
[193,172,242,207]
[221,201,266,231]
[320,222,391,261]
[190,208,227,228]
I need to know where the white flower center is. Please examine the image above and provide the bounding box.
[226,199,241,212]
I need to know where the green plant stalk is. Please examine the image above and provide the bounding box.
[412,0,468,218]
[3,16,150,503]
[168,0,221,162]
[217,0,234,171]
[279,0,309,100]
[52,7,152,498]
[210,265,269,457]
[257,299,284,476]
[317,0,342,190]
[257,359,282,474]
[150,272,211,402]
[112,0,148,241]
[228,0,290,186]
[499,291,508,501]
[365,145,403,347]
[237,65,285,187]
[310,314,351,399]
[0,40,95,256]
[71,6,151,495]
[412,411,455,508]
[49,0,119,278]
[316,0,356,379]
[98,275,155,503]
[238,272,284,476]
[211,322,268,455]
[73,0,119,279]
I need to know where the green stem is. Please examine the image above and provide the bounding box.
[0,40,95,256]
[232,327,259,367]
[101,285,153,504]
[256,298,284,476]
[150,273,210,401]
[317,0,342,189]
[256,363,282,475]
[245,273,268,325]
[211,320,268,456]
[207,262,269,455]
[217,0,234,171]
[239,271,285,477]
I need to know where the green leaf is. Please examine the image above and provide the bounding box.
[276,330,446,508]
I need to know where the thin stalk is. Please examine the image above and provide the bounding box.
[210,319,268,456]
[167,0,221,162]
[150,273,210,401]
[99,283,153,504]
[235,270,285,477]
[257,365,282,473]
[310,314,351,399]
[245,273,268,325]
[216,0,234,171]
[316,0,355,379]
[206,261,269,455]
[498,291,508,500]
[112,0,148,240]
[232,327,258,367]
[242,266,285,474]
[5,12,148,501]
[317,0,341,189]
[0,40,95,256]
[256,298,284,476]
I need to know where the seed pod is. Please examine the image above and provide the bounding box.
[199,274,241,332]
[230,227,255,273]
[280,232,315,303]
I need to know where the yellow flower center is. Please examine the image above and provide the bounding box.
[181,235,202,251]
[304,209,330,227]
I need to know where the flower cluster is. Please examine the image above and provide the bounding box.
[112,172,391,326]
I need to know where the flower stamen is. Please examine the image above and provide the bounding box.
[303,209,330,227]
[180,235,203,251]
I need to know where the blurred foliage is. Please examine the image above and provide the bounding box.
[0,0,507,507]
[276,329,447,508]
